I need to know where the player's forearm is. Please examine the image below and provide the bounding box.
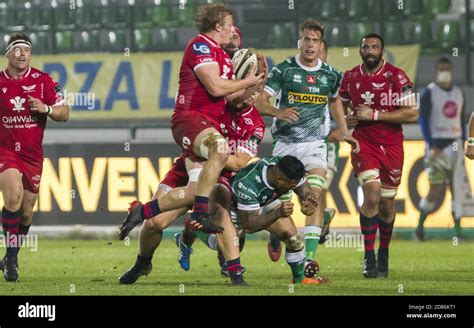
[255,96,279,117]
[224,154,251,171]
[48,105,70,122]
[378,106,419,124]
[208,78,251,98]
[329,98,349,136]
[239,209,281,233]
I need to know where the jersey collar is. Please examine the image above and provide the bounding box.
[262,165,275,190]
[199,34,219,48]
[295,54,322,72]
[3,66,31,80]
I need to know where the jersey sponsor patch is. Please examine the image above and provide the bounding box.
[400,84,413,94]
[192,42,211,55]
[287,91,328,104]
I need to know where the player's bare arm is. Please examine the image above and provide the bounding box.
[237,202,293,233]
[356,104,419,123]
[256,90,299,122]
[195,62,264,98]
[28,96,69,122]
[330,96,360,153]
[224,152,252,172]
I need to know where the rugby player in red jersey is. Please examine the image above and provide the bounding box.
[119,92,265,286]
[118,4,265,238]
[0,33,69,282]
[339,33,418,278]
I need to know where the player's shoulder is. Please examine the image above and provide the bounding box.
[274,56,297,71]
[185,34,218,55]
[29,67,54,81]
[342,64,362,79]
[320,62,342,76]
[384,62,410,79]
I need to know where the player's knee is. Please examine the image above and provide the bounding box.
[20,205,34,221]
[364,191,380,209]
[284,234,303,251]
[378,200,394,219]
[144,216,166,232]
[200,132,228,161]
[4,186,23,210]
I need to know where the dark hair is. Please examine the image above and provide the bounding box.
[436,56,453,67]
[360,33,384,49]
[195,4,233,34]
[276,156,305,181]
[7,33,31,47]
[299,18,325,39]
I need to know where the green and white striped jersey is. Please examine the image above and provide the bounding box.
[265,55,342,143]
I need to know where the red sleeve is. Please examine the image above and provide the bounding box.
[392,68,415,107]
[338,71,351,102]
[187,40,217,72]
[392,68,414,95]
[43,74,65,106]
[238,124,265,157]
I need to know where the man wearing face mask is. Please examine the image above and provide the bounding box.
[416,56,467,241]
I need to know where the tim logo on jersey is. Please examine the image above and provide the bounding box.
[193,43,211,55]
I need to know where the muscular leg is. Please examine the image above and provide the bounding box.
[359,178,381,278]
[15,190,38,256]
[447,179,462,237]
[303,168,326,261]
[139,188,188,258]
[0,168,24,282]
[209,186,239,263]
[0,169,24,259]
[417,182,443,239]
[188,128,229,230]
[377,195,396,277]
[266,217,306,283]
[119,186,189,284]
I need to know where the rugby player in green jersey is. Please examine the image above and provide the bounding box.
[256,19,359,277]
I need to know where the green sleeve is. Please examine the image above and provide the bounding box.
[264,64,284,97]
[330,69,343,98]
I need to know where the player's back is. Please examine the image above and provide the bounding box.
[231,156,282,208]
[174,34,233,121]
[339,61,414,146]
[221,105,265,154]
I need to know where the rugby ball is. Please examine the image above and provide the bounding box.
[232,48,258,80]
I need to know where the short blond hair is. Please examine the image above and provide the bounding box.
[195,4,233,34]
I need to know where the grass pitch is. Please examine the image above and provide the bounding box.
[1,239,473,295]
